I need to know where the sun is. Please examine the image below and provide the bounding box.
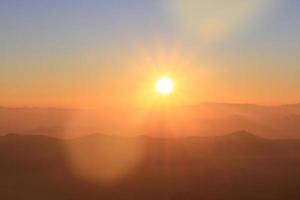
[156,76,174,95]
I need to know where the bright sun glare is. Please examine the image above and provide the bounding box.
[156,77,174,95]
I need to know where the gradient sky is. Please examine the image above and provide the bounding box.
[1,0,300,107]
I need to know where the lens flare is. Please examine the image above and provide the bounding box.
[165,0,273,43]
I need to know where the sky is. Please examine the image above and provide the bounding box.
[0,0,300,108]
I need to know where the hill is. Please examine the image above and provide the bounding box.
[1,132,300,200]
[2,103,300,138]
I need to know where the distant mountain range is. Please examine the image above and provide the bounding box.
[1,103,300,138]
[1,131,300,200]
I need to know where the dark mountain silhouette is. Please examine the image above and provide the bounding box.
[220,130,264,140]
[1,132,300,200]
[2,103,300,138]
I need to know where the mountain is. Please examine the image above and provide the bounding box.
[1,103,300,138]
[220,130,264,140]
[1,132,300,200]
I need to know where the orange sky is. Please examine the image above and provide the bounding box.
[1,0,300,108]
